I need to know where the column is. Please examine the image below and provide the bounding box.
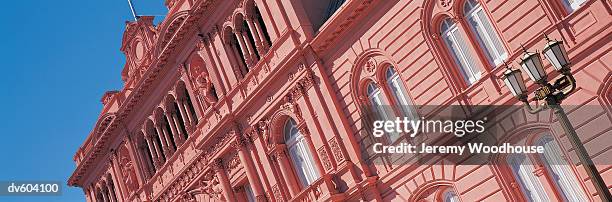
[165,112,184,146]
[172,113,187,140]
[176,99,192,129]
[253,15,270,52]
[154,124,171,159]
[150,129,165,166]
[124,134,146,187]
[198,36,230,95]
[245,16,264,56]
[211,159,236,202]
[160,120,176,153]
[234,138,265,201]
[274,145,300,197]
[300,129,326,178]
[143,129,161,170]
[229,40,248,76]
[87,187,97,202]
[533,166,562,201]
[179,99,196,127]
[109,153,126,200]
[100,183,110,202]
[106,179,118,202]
[234,28,253,67]
[241,30,259,64]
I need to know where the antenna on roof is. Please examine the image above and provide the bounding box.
[127,0,139,21]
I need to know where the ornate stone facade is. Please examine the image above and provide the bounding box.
[69,0,611,201]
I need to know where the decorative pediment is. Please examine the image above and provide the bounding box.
[120,16,157,83]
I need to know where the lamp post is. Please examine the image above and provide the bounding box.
[502,35,612,200]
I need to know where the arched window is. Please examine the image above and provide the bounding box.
[562,0,587,11]
[507,153,550,201]
[367,82,393,121]
[284,118,319,187]
[536,135,588,201]
[367,81,401,141]
[463,0,507,66]
[442,188,460,202]
[441,18,482,85]
[385,67,418,120]
[367,82,400,141]
[506,133,588,201]
[414,185,461,201]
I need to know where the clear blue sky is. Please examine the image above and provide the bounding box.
[0,1,166,201]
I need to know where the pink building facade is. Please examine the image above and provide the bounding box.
[68,0,612,201]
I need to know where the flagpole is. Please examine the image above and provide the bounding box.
[127,0,138,21]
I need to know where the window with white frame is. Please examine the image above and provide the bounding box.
[506,133,588,202]
[536,135,588,201]
[285,119,320,187]
[367,82,400,141]
[441,19,482,85]
[385,67,418,120]
[464,0,507,66]
[562,0,587,11]
[442,188,460,202]
[507,153,550,201]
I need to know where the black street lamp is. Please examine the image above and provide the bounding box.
[502,35,612,200]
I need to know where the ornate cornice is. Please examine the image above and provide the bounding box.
[312,0,377,54]
[68,0,218,188]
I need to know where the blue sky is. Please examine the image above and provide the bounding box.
[0,1,166,201]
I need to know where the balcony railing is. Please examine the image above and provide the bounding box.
[290,178,326,202]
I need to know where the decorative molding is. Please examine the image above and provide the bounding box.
[211,158,224,171]
[313,0,376,53]
[226,152,241,172]
[437,0,453,10]
[328,137,346,163]
[364,57,376,73]
[318,146,333,171]
[69,0,219,187]
[272,184,283,202]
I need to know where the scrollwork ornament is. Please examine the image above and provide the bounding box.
[364,57,376,73]
[438,0,453,10]
[211,158,224,171]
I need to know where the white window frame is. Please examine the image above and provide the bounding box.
[285,119,320,187]
[442,188,460,202]
[464,0,508,66]
[441,19,482,85]
[507,153,550,202]
[563,0,587,11]
[506,133,589,202]
[536,135,588,201]
[385,67,418,120]
[367,83,400,141]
